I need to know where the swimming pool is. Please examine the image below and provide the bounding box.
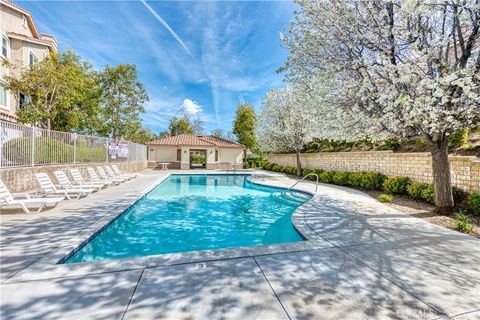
[65,174,311,263]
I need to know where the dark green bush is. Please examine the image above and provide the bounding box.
[452,187,467,203]
[379,137,401,150]
[383,176,411,194]
[302,168,323,181]
[302,168,314,176]
[332,172,351,186]
[302,168,315,180]
[246,157,267,168]
[319,171,335,184]
[407,182,430,199]
[448,129,469,148]
[358,172,386,190]
[347,172,364,187]
[468,193,480,216]
[453,213,473,233]
[421,185,435,204]
[378,194,394,203]
[271,164,281,172]
[282,166,296,175]
[257,160,267,168]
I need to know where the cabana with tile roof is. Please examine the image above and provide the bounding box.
[145,134,245,169]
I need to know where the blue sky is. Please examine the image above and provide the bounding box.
[19,0,295,134]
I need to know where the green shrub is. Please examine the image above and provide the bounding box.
[358,172,386,190]
[421,185,435,204]
[383,176,411,194]
[407,182,430,199]
[347,172,363,187]
[378,194,393,203]
[407,183,464,205]
[302,168,314,176]
[302,168,315,180]
[191,154,205,164]
[264,162,273,170]
[453,213,473,233]
[246,157,267,168]
[282,166,297,175]
[271,164,281,172]
[468,193,480,216]
[332,172,351,186]
[379,136,401,150]
[257,159,267,168]
[452,187,467,203]
[448,129,469,148]
[319,171,335,184]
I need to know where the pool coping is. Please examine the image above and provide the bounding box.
[5,172,331,283]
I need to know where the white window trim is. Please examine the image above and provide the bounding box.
[0,80,10,110]
[22,15,27,28]
[1,33,10,59]
[28,50,38,66]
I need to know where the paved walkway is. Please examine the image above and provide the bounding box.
[0,170,479,319]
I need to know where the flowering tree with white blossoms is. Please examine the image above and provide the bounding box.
[258,86,319,175]
[281,0,480,211]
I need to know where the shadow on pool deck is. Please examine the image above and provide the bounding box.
[0,170,479,319]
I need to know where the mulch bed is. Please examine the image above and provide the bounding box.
[363,190,480,239]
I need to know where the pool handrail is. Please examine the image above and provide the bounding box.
[285,173,319,193]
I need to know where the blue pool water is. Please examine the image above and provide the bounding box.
[66,174,310,263]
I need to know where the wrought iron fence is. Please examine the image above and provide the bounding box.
[0,120,147,168]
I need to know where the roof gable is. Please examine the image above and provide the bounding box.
[146,134,245,148]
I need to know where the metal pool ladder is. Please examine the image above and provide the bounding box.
[284,173,319,194]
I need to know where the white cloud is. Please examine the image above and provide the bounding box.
[181,98,203,115]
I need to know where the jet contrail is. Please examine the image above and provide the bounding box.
[139,0,196,61]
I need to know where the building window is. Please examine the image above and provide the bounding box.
[177,149,181,161]
[1,35,9,58]
[0,83,8,108]
[215,150,218,162]
[18,92,30,110]
[29,51,38,65]
[22,15,27,28]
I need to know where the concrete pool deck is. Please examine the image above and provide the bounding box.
[0,170,479,319]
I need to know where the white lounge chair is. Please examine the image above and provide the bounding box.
[69,168,110,188]
[53,171,101,192]
[87,167,120,186]
[0,180,64,214]
[104,166,132,181]
[97,166,126,183]
[34,173,94,200]
[111,164,138,179]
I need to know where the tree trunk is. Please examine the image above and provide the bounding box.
[295,148,302,176]
[430,138,454,212]
[46,118,51,131]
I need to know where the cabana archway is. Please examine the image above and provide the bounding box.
[189,149,206,169]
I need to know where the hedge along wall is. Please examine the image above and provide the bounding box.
[0,161,147,193]
[268,151,480,193]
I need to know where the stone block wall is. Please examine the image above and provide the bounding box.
[268,151,480,193]
[0,161,147,193]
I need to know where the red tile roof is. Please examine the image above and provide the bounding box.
[146,134,245,148]
[0,109,19,120]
